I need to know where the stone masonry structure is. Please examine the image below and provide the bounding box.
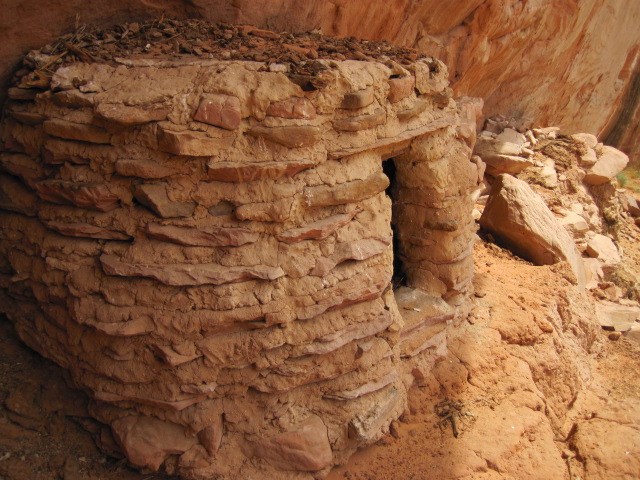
[0,23,480,479]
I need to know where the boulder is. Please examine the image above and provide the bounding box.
[595,301,640,332]
[621,193,640,217]
[252,415,333,471]
[479,174,586,285]
[559,211,589,235]
[583,146,629,185]
[193,94,241,130]
[495,128,526,145]
[474,137,533,176]
[582,258,604,290]
[571,133,598,149]
[585,234,621,266]
[111,416,198,471]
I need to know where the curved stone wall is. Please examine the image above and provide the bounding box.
[0,52,479,478]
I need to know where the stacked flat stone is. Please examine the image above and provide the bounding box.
[0,48,479,478]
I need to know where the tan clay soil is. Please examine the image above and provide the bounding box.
[2,219,639,479]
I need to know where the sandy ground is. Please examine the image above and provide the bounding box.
[1,229,639,479]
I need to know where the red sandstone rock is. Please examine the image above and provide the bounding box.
[480,174,586,285]
[43,119,111,144]
[247,125,320,148]
[332,109,386,132]
[156,126,234,156]
[7,87,37,101]
[95,103,170,126]
[45,221,130,240]
[235,198,293,222]
[8,109,46,125]
[252,415,333,471]
[311,238,391,276]
[388,76,415,103]
[133,184,195,218]
[304,173,389,207]
[100,254,285,286]
[114,159,176,179]
[276,211,359,243]
[396,98,428,121]
[111,416,198,471]
[197,416,224,456]
[341,87,375,109]
[583,146,629,185]
[193,94,242,130]
[0,152,44,185]
[266,97,316,119]
[206,160,314,182]
[0,174,38,216]
[34,180,121,212]
[146,223,259,247]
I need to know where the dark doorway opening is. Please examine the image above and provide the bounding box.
[382,158,407,289]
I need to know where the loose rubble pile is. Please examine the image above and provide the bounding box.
[0,20,481,479]
[475,116,640,344]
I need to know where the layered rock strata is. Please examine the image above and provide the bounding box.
[0,43,478,478]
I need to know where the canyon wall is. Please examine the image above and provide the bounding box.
[1,1,640,162]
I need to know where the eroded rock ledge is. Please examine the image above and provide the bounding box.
[0,24,481,479]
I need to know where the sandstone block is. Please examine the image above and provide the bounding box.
[311,238,390,276]
[304,173,389,207]
[9,109,46,125]
[585,234,621,265]
[276,211,359,244]
[559,211,589,235]
[193,94,241,130]
[7,87,38,101]
[396,99,427,121]
[45,221,130,240]
[348,387,401,441]
[583,146,629,185]
[340,87,375,109]
[0,174,38,216]
[571,133,598,149]
[95,103,170,126]
[115,159,176,179]
[0,153,44,185]
[622,193,640,217]
[35,180,121,212]
[146,223,259,247]
[100,254,285,286]
[479,174,586,285]
[134,184,195,218]
[157,126,234,156]
[235,198,293,222]
[111,416,198,471]
[413,58,448,95]
[595,301,640,331]
[247,125,320,149]
[43,119,111,144]
[495,128,526,145]
[52,90,94,108]
[206,160,314,182]
[266,97,316,119]
[580,147,598,166]
[252,415,332,472]
[332,109,386,132]
[387,76,415,103]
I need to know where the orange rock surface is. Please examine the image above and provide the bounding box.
[1,1,639,161]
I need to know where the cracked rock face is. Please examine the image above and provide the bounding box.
[0,28,480,478]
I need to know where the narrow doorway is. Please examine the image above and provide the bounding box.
[382,158,407,290]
